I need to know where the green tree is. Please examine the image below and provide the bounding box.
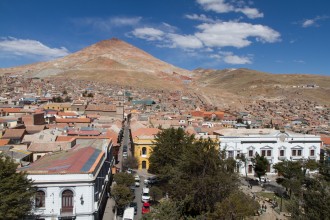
[251,153,269,183]
[210,191,259,219]
[0,153,36,219]
[168,137,238,216]
[148,127,194,176]
[113,172,134,187]
[111,184,133,208]
[142,199,182,220]
[149,186,163,202]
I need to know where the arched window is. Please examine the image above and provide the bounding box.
[35,190,45,208]
[62,190,74,213]
[142,147,147,155]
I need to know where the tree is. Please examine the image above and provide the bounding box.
[142,199,181,220]
[169,138,238,216]
[113,172,134,187]
[210,191,259,219]
[0,153,35,219]
[111,184,133,208]
[251,153,269,183]
[62,90,67,95]
[148,127,194,176]
[149,186,163,202]
[237,154,248,180]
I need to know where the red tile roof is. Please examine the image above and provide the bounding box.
[0,139,10,146]
[132,128,160,137]
[55,118,91,123]
[2,129,26,139]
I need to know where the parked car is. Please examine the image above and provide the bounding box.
[123,207,134,220]
[255,177,271,183]
[141,187,150,202]
[134,174,140,187]
[129,202,137,215]
[144,176,158,185]
[142,202,150,214]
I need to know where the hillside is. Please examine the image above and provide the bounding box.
[1,38,330,107]
[193,68,330,106]
[0,38,192,90]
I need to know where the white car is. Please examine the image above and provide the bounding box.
[134,175,140,187]
[141,187,150,202]
[255,177,270,183]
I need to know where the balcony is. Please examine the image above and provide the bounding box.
[278,156,286,161]
[60,207,76,219]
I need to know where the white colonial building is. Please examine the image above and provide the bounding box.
[215,129,321,176]
[19,138,115,220]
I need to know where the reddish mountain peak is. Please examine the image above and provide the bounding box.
[94,38,128,48]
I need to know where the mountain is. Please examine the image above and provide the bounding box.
[193,68,330,106]
[1,38,330,107]
[0,38,192,89]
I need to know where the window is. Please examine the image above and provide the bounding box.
[62,190,73,213]
[248,150,253,157]
[142,147,147,155]
[267,150,272,157]
[236,151,241,158]
[228,151,234,158]
[261,150,266,157]
[280,150,285,157]
[35,190,45,208]
[292,149,302,157]
[310,149,315,156]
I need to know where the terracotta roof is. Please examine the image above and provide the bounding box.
[19,146,104,174]
[321,136,330,145]
[56,136,76,142]
[2,129,26,139]
[55,118,91,123]
[0,108,22,113]
[0,139,10,146]
[132,128,160,137]
[57,111,78,117]
[25,125,45,133]
[28,141,72,152]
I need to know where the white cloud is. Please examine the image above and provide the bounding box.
[223,54,251,64]
[73,16,142,31]
[195,21,280,48]
[168,34,204,49]
[0,37,69,58]
[132,27,165,41]
[301,16,328,28]
[185,14,215,23]
[293,60,305,64]
[196,0,263,19]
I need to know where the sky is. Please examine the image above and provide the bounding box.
[0,0,330,75]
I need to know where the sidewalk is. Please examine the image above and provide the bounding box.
[102,182,117,220]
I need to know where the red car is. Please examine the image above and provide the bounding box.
[142,202,150,214]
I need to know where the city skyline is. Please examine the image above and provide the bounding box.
[1,0,330,75]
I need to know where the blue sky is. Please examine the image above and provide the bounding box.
[1,0,330,75]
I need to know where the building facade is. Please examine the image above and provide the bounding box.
[19,138,114,220]
[218,129,321,176]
